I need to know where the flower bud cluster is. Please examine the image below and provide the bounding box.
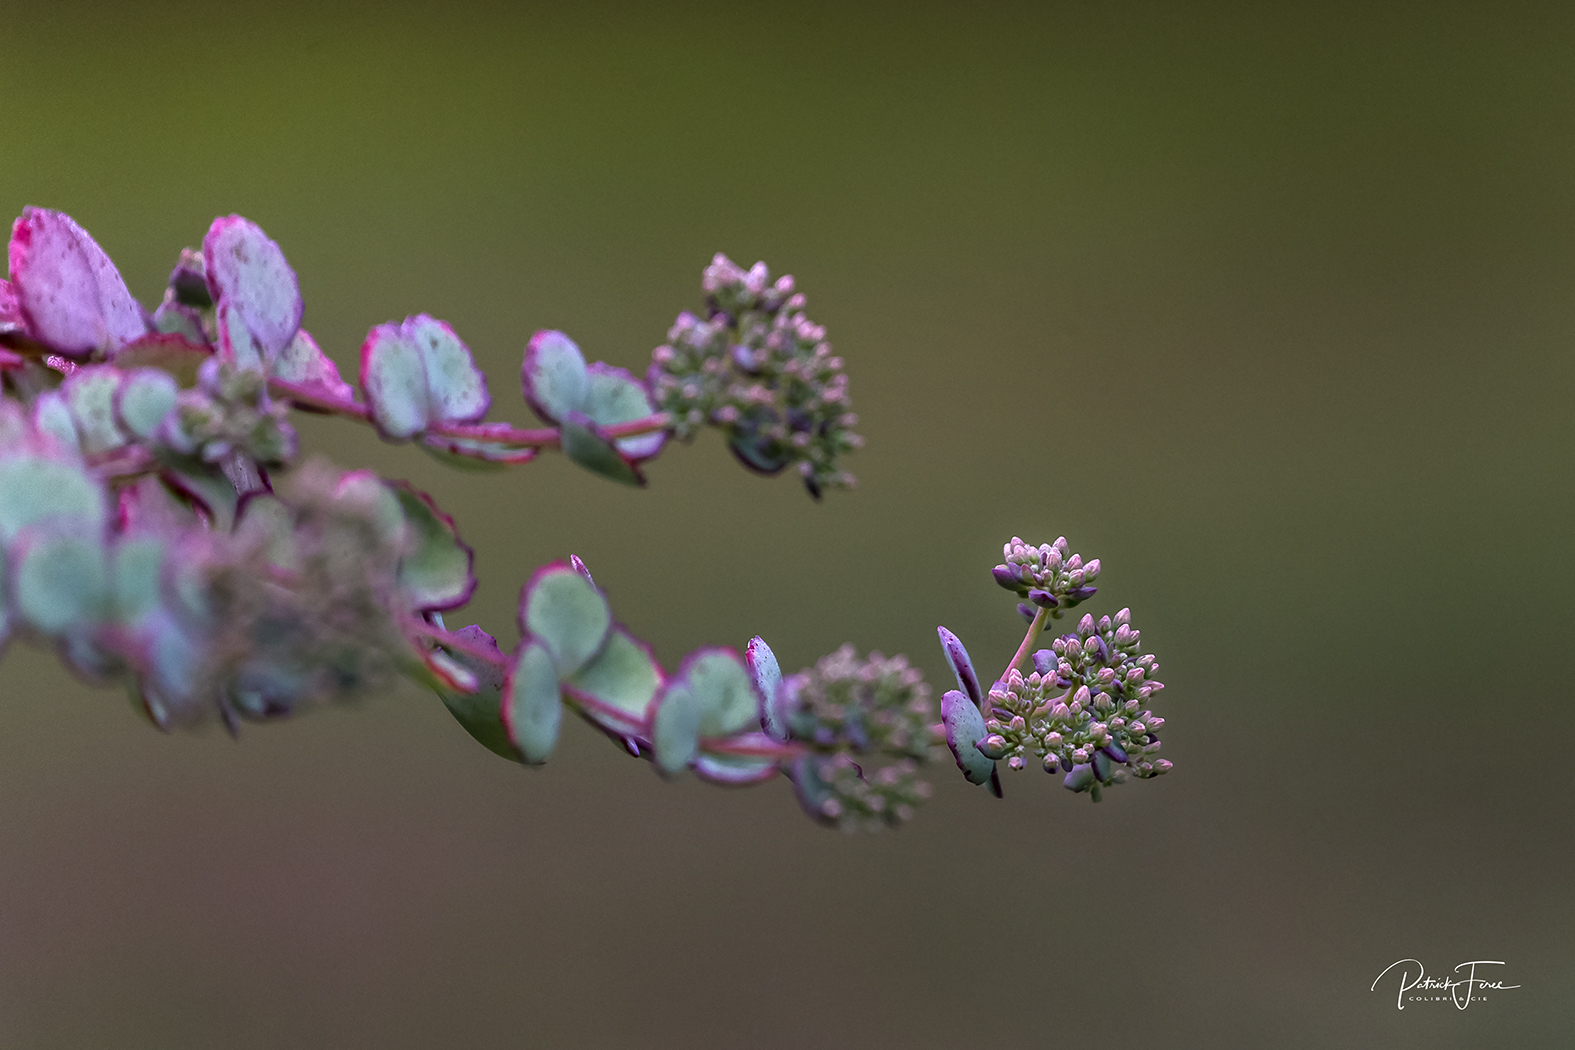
[976,607,1170,799]
[782,644,933,759]
[991,536,1100,618]
[160,358,297,466]
[647,254,861,498]
[796,753,932,833]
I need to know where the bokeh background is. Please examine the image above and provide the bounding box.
[2,1,1572,1046]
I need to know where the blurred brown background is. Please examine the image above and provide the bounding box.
[1,1,1571,1046]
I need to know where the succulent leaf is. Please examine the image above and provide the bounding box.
[941,688,994,786]
[202,215,302,358]
[8,207,147,357]
[503,639,561,764]
[559,414,643,486]
[519,563,611,677]
[521,329,588,424]
[565,625,662,738]
[390,485,475,612]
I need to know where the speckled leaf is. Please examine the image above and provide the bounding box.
[560,413,643,486]
[8,208,146,357]
[942,688,994,786]
[680,647,758,739]
[746,636,788,741]
[565,625,662,737]
[116,369,179,439]
[359,321,428,439]
[503,639,561,764]
[150,300,208,345]
[0,455,106,543]
[521,329,588,423]
[937,625,984,708]
[435,624,522,763]
[215,299,265,371]
[391,485,475,611]
[519,562,611,677]
[61,367,126,455]
[13,530,110,634]
[583,363,665,460]
[272,328,352,402]
[650,678,702,775]
[202,215,302,356]
[406,315,488,423]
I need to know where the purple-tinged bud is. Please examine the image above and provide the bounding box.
[1091,750,1112,782]
[1072,685,1091,707]
[1102,742,1128,764]
[1028,588,1058,609]
[1044,547,1063,572]
[992,564,1019,590]
[1008,715,1027,732]
[1068,569,1084,587]
[1050,703,1070,721]
[1095,667,1116,687]
[1043,753,1061,773]
[1084,558,1101,579]
[1044,731,1063,748]
[1098,615,1111,633]
[1077,614,1095,637]
[1115,607,1131,626]
[1126,666,1146,684]
[978,734,1009,760]
[1063,764,1095,792]
[1147,716,1165,730]
[1069,586,1098,601]
[1061,755,1074,772]
[1054,536,1068,554]
[1115,624,1135,645]
[1032,649,1056,675]
[1154,759,1173,774]
[1066,554,1082,572]
[1083,634,1107,661]
[1130,722,1146,735]
[1007,756,1026,770]
[1017,603,1036,623]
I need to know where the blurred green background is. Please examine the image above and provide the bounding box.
[2,1,1571,1046]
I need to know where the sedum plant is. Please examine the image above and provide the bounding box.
[0,207,1172,830]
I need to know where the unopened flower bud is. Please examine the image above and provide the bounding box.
[992,565,1019,590]
[1063,764,1094,791]
[1017,603,1036,623]
[1032,649,1056,675]
[977,734,1009,760]
[1028,588,1058,608]
[1084,558,1100,579]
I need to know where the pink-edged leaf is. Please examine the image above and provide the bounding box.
[272,328,353,402]
[110,333,210,386]
[694,754,780,785]
[434,624,523,763]
[150,299,209,347]
[115,369,180,440]
[419,431,538,469]
[560,412,644,486]
[746,636,789,742]
[521,329,587,424]
[216,298,265,371]
[360,321,428,439]
[404,315,488,423]
[388,483,476,612]
[644,646,756,742]
[202,215,302,356]
[502,638,561,764]
[564,624,664,738]
[583,362,665,461]
[518,561,611,676]
[8,208,147,357]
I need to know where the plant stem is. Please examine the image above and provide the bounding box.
[268,376,672,449]
[1004,605,1051,681]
